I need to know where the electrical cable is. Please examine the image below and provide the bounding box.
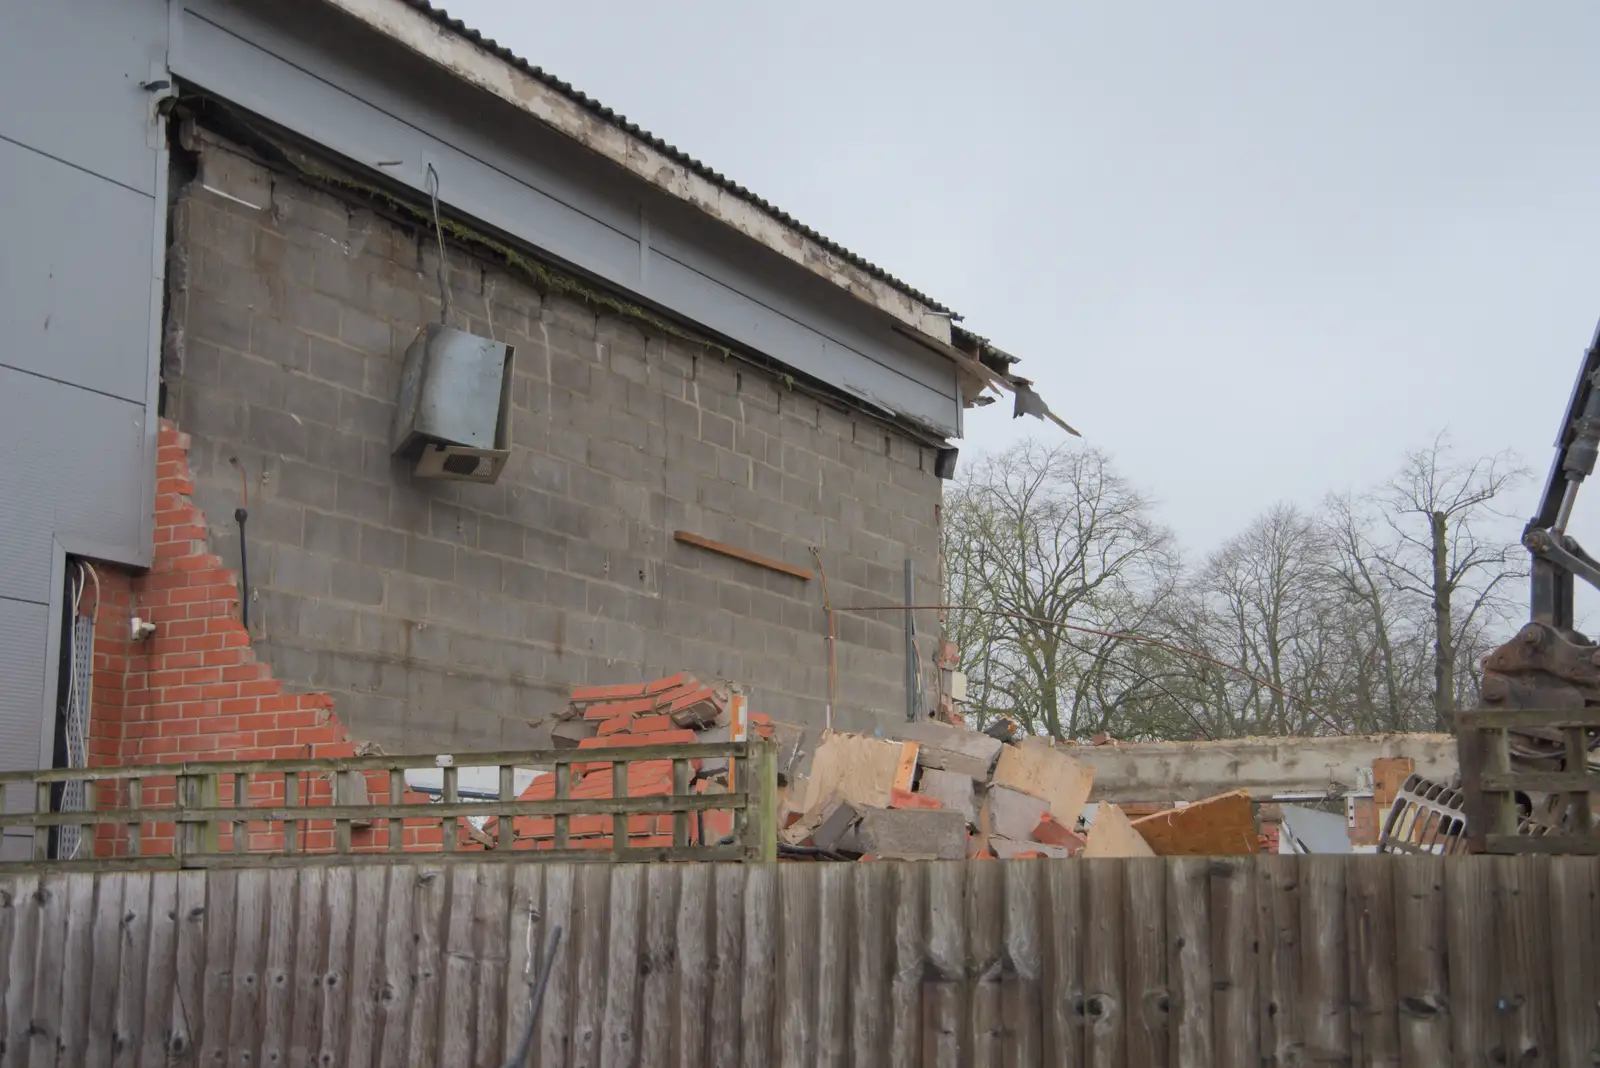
[809,547,837,731]
[426,163,452,325]
[230,457,250,631]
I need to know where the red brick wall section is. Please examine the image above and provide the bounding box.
[79,420,446,856]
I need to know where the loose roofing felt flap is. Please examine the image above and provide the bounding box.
[312,0,1079,437]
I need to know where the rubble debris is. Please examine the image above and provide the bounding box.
[810,800,861,853]
[899,720,1004,779]
[916,768,979,824]
[990,837,1074,859]
[1129,790,1258,856]
[847,809,967,860]
[983,785,1051,841]
[798,732,906,812]
[1082,802,1155,858]
[1031,813,1085,852]
[991,738,1096,825]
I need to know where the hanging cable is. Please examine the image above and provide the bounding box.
[809,547,837,731]
[230,457,250,631]
[426,163,452,325]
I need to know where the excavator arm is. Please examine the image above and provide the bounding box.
[1381,320,1600,854]
[1526,317,1600,631]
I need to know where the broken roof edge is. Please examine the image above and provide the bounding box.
[316,0,958,342]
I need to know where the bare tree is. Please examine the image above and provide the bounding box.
[941,439,1178,740]
[1370,433,1528,729]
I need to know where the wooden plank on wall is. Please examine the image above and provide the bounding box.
[319,866,356,1068]
[1299,856,1348,1065]
[88,872,128,1068]
[140,871,181,1068]
[1549,857,1600,1067]
[30,872,70,1068]
[226,870,271,1063]
[260,867,302,1067]
[1124,857,1169,1068]
[707,863,745,1068]
[739,864,778,1067]
[498,864,541,1068]
[887,861,926,1068]
[637,865,680,1068]
[112,871,153,1066]
[599,863,646,1068]
[1165,858,1211,1068]
[965,859,1004,1068]
[1209,858,1257,1066]
[569,863,611,1068]
[1083,860,1125,1068]
[344,866,388,1067]
[1496,856,1555,1066]
[470,865,511,1068]
[169,870,208,1067]
[58,873,96,1068]
[1344,856,1399,1068]
[406,866,450,1066]
[1255,856,1302,1067]
[200,870,239,1063]
[812,863,851,1068]
[375,865,418,1068]
[1444,856,1497,1063]
[535,864,575,1068]
[849,862,891,1068]
[775,864,821,1068]
[1,874,40,1068]
[1042,859,1084,1068]
[1000,860,1044,1068]
[439,864,481,1062]
[288,867,329,1067]
[674,864,713,1068]
[1391,857,1450,1065]
[922,861,966,1068]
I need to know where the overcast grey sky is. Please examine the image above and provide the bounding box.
[442,1,1600,554]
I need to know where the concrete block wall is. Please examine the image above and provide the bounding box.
[165,131,944,752]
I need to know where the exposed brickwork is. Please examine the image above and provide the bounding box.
[164,129,944,751]
[80,421,447,856]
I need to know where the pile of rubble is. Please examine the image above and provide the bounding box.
[779,721,1260,861]
[495,672,774,850]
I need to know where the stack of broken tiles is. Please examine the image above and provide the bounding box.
[485,672,767,851]
[779,720,1262,862]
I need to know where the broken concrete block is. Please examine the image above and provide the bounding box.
[811,800,861,853]
[798,732,905,812]
[990,837,1074,859]
[917,768,979,825]
[992,739,1096,826]
[1130,790,1258,856]
[984,785,1051,842]
[896,721,1004,779]
[551,719,600,748]
[1082,802,1155,858]
[851,808,968,861]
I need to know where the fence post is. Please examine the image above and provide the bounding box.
[749,740,778,863]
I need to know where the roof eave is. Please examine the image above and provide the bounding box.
[315,0,956,343]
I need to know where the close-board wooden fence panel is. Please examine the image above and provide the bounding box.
[0,855,1593,1067]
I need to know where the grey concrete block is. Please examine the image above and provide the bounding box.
[277,460,339,510]
[405,536,456,582]
[304,510,361,558]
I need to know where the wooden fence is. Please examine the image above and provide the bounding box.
[0,741,779,868]
[0,854,1594,1067]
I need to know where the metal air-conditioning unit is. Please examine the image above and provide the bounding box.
[390,323,515,483]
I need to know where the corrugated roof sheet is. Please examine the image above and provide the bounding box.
[402,0,958,318]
